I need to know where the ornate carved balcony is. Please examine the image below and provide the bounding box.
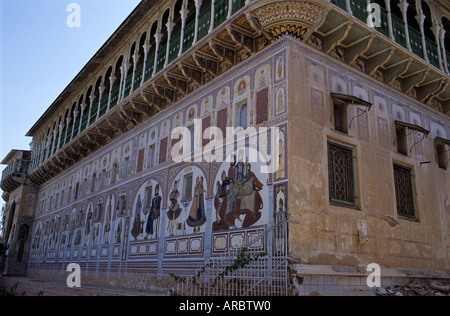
[1,151,31,195]
[26,0,450,186]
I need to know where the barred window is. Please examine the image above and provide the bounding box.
[396,126,407,155]
[328,142,355,205]
[333,102,347,134]
[393,164,415,218]
[436,142,447,170]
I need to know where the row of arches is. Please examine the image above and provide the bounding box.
[30,0,245,172]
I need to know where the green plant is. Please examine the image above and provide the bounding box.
[0,282,26,296]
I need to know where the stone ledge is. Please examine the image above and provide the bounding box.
[290,264,450,279]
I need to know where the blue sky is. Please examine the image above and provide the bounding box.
[0,0,142,200]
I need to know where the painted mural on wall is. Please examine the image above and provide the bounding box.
[130,179,163,241]
[212,147,269,232]
[27,46,291,273]
[166,165,208,237]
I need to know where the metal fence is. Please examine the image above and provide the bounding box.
[169,218,289,296]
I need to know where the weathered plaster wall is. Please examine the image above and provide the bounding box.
[287,39,450,273]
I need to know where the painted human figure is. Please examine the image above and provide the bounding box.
[228,155,237,182]
[186,177,207,233]
[243,163,263,191]
[213,171,231,231]
[131,196,143,240]
[115,219,122,243]
[167,180,182,236]
[104,200,112,244]
[231,163,263,228]
[145,185,162,239]
[275,198,286,255]
[236,150,247,182]
[84,209,93,245]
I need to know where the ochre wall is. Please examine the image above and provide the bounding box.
[287,39,450,272]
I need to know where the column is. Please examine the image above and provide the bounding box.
[118,64,125,102]
[78,102,87,135]
[141,38,151,86]
[164,21,175,67]
[204,196,214,264]
[179,5,189,56]
[385,0,395,41]
[157,206,168,280]
[416,13,428,61]
[227,0,232,19]
[88,92,96,125]
[209,0,215,33]
[431,24,443,70]
[107,74,116,111]
[64,116,72,144]
[71,109,78,139]
[152,32,162,76]
[267,183,274,258]
[345,0,352,15]
[96,84,105,120]
[50,129,58,156]
[193,0,203,45]
[120,60,131,101]
[398,0,412,51]
[56,122,65,151]
[439,28,449,74]
[131,46,140,92]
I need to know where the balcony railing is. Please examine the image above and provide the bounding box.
[1,159,30,182]
[35,0,450,176]
[30,0,249,174]
[333,0,449,73]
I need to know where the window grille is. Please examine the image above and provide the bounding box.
[393,164,415,217]
[328,142,355,205]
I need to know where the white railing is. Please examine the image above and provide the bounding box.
[169,218,289,296]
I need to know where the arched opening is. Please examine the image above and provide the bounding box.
[442,16,450,71]
[89,76,102,126]
[59,109,69,149]
[390,0,408,48]
[156,9,171,72]
[110,56,123,108]
[169,0,183,63]
[43,127,51,161]
[80,86,93,132]
[99,66,112,116]
[133,32,147,89]
[184,0,197,52]
[65,102,76,144]
[50,121,57,155]
[17,224,29,263]
[421,1,434,41]
[197,0,211,41]
[123,43,136,98]
[4,202,16,248]
[145,21,158,81]
[403,0,424,57]
[73,94,84,138]
[421,1,439,67]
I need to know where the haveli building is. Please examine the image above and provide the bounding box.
[1,0,449,295]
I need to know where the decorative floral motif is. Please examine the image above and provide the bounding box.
[251,0,325,40]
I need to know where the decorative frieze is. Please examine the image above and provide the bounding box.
[250,0,327,40]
